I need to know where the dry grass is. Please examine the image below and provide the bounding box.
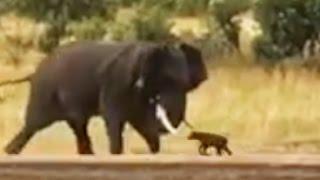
[187,64,320,153]
[1,61,320,155]
[1,13,320,156]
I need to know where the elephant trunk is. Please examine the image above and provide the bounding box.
[154,90,186,135]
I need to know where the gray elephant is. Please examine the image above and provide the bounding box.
[4,40,207,155]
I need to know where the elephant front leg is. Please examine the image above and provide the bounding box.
[130,121,160,154]
[99,91,126,155]
[104,119,126,155]
[143,131,160,154]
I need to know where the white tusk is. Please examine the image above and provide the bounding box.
[155,104,178,135]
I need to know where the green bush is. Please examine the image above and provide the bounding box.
[106,19,137,41]
[139,0,175,10]
[65,16,108,41]
[200,15,235,59]
[104,5,172,42]
[4,0,113,53]
[123,0,210,16]
[254,0,320,60]
[254,36,285,61]
[113,0,142,7]
[6,0,111,22]
[132,6,173,41]
[175,0,210,16]
[209,0,253,48]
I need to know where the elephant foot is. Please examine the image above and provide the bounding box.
[78,142,94,155]
[4,144,21,155]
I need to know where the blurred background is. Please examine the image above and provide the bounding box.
[1,0,320,155]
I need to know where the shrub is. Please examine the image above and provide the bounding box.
[132,6,173,41]
[209,0,253,48]
[4,0,113,53]
[65,16,108,42]
[175,0,210,16]
[254,0,320,60]
[200,15,235,60]
[0,14,45,66]
[106,19,137,41]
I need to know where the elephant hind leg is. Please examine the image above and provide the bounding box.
[4,98,59,155]
[4,119,53,155]
[57,90,94,154]
[5,126,34,154]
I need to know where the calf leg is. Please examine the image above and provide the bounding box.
[223,145,232,156]
[198,144,209,156]
[216,146,223,156]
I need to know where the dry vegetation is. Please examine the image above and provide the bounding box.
[1,59,320,155]
[1,14,320,156]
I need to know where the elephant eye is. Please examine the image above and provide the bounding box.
[148,94,160,105]
[148,98,155,104]
[135,77,144,89]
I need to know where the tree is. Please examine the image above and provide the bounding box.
[3,0,113,53]
[254,0,320,59]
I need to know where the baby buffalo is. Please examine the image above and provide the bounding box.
[188,131,232,156]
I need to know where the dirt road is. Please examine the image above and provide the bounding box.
[0,154,319,180]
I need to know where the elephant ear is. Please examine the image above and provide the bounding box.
[130,44,165,92]
[179,43,208,91]
[97,43,164,93]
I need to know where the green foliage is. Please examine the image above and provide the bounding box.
[209,0,253,48]
[0,0,11,13]
[2,0,320,65]
[254,0,320,59]
[132,6,173,41]
[65,17,108,41]
[107,11,137,41]
[114,0,211,16]
[254,36,285,61]
[139,0,175,10]
[4,0,113,53]
[7,0,111,22]
[200,16,235,59]
[113,0,142,7]
[105,5,172,42]
[175,0,210,16]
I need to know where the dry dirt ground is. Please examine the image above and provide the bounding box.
[0,154,319,180]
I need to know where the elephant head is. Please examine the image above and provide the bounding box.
[98,41,207,136]
[133,42,207,135]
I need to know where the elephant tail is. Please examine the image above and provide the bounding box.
[0,73,33,86]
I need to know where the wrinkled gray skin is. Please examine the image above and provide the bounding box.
[4,41,207,155]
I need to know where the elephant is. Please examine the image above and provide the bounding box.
[4,40,208,155]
